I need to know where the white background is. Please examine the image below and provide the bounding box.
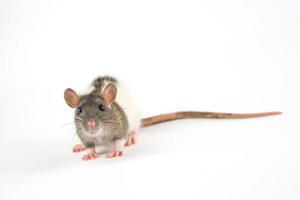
[0,0,299,199]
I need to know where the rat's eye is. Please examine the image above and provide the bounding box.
[77,106,83,114]
[99,104,106,112]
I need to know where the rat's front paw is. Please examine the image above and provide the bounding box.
[82,153,99,161]
[72,144,86,153]
[106,151,123,158]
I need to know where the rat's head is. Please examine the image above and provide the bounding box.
[64,84,117,137]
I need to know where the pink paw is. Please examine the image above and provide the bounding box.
[82,153,99,161]
[106,151,123,158]
[72,144,86,153]
[124,135,136,147]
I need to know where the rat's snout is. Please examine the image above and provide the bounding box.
[87,118,96,130]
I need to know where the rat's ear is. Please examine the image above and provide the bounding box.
[64,88,80,108]
[102,83,117,107]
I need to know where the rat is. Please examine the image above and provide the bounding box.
[64,75,281,161]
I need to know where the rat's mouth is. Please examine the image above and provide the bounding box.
[85,126,99,134]
[87,129,96,134]
[86,126,97,132]
[84,126,103,136]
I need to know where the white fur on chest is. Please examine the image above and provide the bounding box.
[80,127,113,145]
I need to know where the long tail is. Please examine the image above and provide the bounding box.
[141,111,282,128]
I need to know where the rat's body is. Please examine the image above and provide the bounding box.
[64,75,281,160]
[66,76,141,159]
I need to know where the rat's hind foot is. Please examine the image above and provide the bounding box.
[124,134,137,147]
[106,151,123,158]
[72,144,86,153]
[82,153,99,161]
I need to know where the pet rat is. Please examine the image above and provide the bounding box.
[64,75,281,160]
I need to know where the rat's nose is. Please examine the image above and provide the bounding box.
[87,118,96,129]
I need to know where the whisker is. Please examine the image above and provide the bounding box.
[59,123,75,128]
